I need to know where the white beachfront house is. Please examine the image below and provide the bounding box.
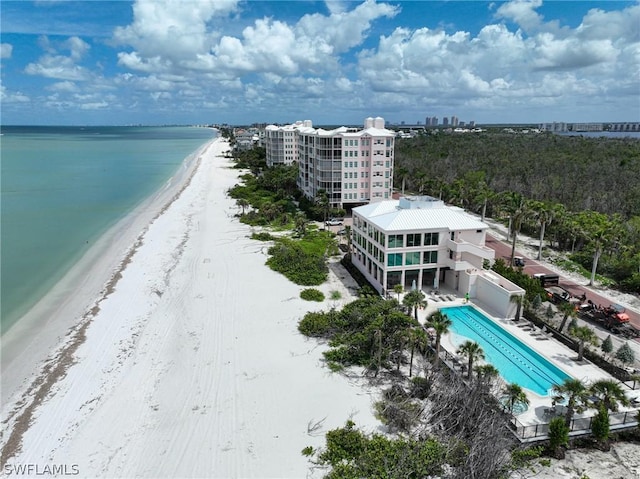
[351,196,525,318]
[265,117,395,209]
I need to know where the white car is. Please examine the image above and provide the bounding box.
[325,218,343,226]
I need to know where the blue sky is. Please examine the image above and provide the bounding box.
[1,0,638,126]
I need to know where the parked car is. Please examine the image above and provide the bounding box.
[325,218,343,226]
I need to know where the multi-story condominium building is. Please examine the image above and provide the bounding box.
[611,122,640,132]
[264,120,312,167]
[451,116,459,127]
[350,196,523,317]
[539,122,568,132]
[294,117,395,208]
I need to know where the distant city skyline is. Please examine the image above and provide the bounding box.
[1,1,639,126]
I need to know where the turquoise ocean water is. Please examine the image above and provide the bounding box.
[1,126,216,333]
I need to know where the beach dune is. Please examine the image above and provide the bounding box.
[1,138,377,477]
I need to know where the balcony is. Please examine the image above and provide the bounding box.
[446,239,495,261]
[443,257,475,271]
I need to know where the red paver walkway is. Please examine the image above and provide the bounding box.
[485,234,640,335]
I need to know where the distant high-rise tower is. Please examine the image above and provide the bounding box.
[432,116,438,126]
[451,116,459,127]
[443,117,449,126]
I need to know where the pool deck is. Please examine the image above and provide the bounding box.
[416,289,640,429]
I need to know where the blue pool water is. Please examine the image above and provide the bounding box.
[441,305,570,396]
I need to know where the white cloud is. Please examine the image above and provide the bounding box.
[1,43,13,59]
[114,0,397,80]
[65,36,90,61]
[0,85,30,103]
[47,81,78,92]
[113,0,239,66]
[25,54,91,81]
[495,0,544,32]
[24,35,92,81]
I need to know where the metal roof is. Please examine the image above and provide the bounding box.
[354,200,489,232]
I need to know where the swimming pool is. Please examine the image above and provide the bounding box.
[441,305,570,396]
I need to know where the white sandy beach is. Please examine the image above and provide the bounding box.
[0,138,378,478]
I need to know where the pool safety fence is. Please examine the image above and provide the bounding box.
[510,408,640,442]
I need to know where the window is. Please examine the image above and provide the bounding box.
[344,173,348,179]
[387,253,402,267]
[423,251,438,264]
[406,233,421,247]
[388,234,403,248]
[405,252,420,265]
[380,232,385,246]
[424,232,439,246]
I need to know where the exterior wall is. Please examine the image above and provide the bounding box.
[296,117,394,208]
[351,212,459,295]
[474,272,524,318]
[265,121,311,167]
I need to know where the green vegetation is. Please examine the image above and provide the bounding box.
[601,335,613,356]
[329,290,342,300]
[591,406,611,450]
[226,153,341,287]
[491,259,547,301]
[395,133,640,292]
[266,236,330,285]
[298,297,418,373]
[300,288,325,302]
[250,231,273,241]
[547,417,570,459]
[308,420,447,479]
[615,342,636,365]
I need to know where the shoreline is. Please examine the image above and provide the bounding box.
[1,138,212,407]
[1,137,378,477]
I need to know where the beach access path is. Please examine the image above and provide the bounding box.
[1,138,377,478]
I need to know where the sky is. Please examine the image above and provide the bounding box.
[1,0,639,126]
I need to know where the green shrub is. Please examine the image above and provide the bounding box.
[547,417,569,458]
[298,311,334,337]
[309,421,446,478]
[591,406,610,447]
[300,288,325,302]
[251,231,273,241]
[266,239,328,285]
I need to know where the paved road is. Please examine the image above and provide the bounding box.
[485,233,640,335]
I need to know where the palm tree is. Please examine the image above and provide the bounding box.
[557,301,577,333]
[589,379,631,413]
[316,189,330,227]
[503,383,529,415]
[407,328,428,377]
[500,192,531,267]
[294,212,307,236]
[510,294,525,321]
[575,210,617,286]
[552,378,590,427]
[457,340,485,379]
[475,364,499,390]
[530,201,561,261]
[571,325,598,361]
[402,289,427,321]
[236,198,249,215]
[393,283,404,302]
[426,310,452,366]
